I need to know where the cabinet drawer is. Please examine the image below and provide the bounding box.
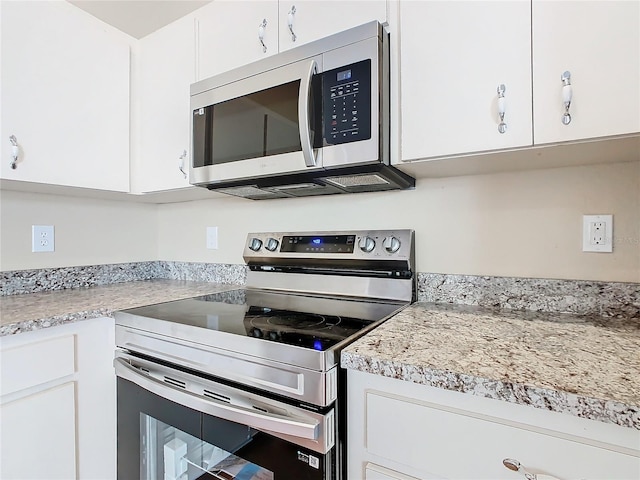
[366,392,640,480]
[1,334,76,396]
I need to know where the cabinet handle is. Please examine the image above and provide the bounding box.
[561,70,572,125]
[503,458,562,480]
[497,84,507,134]
[9,135,19,169]
[258,19,268,53]
[178,150,187,179]
[288,6,297,42]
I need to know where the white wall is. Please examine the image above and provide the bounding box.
[156,161,640,283]
[1,161,638,282]
[0,190,157,271]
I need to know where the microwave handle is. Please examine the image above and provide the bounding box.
[299,60,317,167]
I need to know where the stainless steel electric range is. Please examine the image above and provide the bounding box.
[114,229,415,480]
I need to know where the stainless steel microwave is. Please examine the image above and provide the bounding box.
[189,21,414,200]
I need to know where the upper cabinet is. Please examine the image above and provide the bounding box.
[532,0,640,144]
[399,1,533,161]
[278,1,387,51]
[398,0,640,164]
[196,1,279,81]
[134,14,195,193]
[0,1,131,192]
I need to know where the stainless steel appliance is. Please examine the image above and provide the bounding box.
[189,22,415,199]
[114,229,414,479]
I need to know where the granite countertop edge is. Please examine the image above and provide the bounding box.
[340,303,640,430]
[0,280,241,337]
[341,350,639,429]
[0,308,114,336]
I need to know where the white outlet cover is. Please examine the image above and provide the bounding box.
[32,225,55,253]
[582,215,613,253]
[206,227,218,249]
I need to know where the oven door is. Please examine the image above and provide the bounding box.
[115,353,336,480]
[190,56,323,186]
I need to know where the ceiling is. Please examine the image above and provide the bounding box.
[69,1,212,39]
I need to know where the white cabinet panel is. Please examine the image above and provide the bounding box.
[1,382,77,480]
[0,318,116,480]
[399,1,532,161]
[532,0,640,144]
[348,370,640,480]
[0,1,131,192]
[137,15,195,193]
[0,334,75,395]
[367,392,639,480]
[278,0,387,51]
[197,1,279,81]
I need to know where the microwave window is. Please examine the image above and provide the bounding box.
[193,81,302,167]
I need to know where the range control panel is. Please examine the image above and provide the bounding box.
[322,59,372,145]
[244,229,413,262]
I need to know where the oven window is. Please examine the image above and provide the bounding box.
[141,414,274,480]
[193,81,302,167]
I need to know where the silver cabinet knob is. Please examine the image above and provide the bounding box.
[265,237,279,252]
[383,236,401,253]
[248,238,263,251]
[503,459,537,480]
[358,236,376,253]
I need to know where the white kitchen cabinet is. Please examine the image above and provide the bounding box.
[399,1,533,161]
[135,14,195,193]
[532,0,640,144]
[348,370,640,480]
[0,318,116,480]
[278,0,387,51]
[196,1,279,81]
[0,1,131,192]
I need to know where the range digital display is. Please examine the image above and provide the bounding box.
[280,235,355,253]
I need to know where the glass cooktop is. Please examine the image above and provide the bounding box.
[118,288,405,352]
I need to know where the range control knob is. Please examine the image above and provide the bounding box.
[248,238,263,251]
[383,236,401,254]
[358,236,376,253]
[265,237,279,252]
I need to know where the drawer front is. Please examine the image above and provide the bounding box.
[365,463,421,480]
[1,334,76,396]
[366,392,640,480]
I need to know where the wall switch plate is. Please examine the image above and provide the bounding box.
[206,227,218,249]
[32,225,55,252]
[582,215,613,252]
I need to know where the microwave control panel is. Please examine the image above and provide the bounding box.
[322,59,372,145]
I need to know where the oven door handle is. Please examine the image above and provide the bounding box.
[114,357,320,441]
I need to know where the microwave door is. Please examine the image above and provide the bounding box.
[190,57,323,186]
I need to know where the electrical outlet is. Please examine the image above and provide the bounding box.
[32,225,55,252]
[582,215,613,252]
[206,227,218,249]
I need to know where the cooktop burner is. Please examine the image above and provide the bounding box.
[118,288,404,352]
[245,307,368,351]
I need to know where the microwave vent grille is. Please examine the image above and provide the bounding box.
[216,186,287,199]
[324,174,390,188]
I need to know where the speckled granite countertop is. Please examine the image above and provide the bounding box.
[341,302,640,429]
[0,280,239,336]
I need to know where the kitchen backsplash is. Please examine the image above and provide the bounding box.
[1,263,638,318]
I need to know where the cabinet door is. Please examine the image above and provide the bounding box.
[532,1,640,144]
[136,15,195,193]
[196,1,278,81]
[0,383,77,480]
[0,1,131,192]
[278,0,387,51]
[399,1,532,161]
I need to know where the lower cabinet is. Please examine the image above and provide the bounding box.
[348,370,640,480]
[0,318,115,480]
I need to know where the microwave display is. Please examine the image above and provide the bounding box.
[323,59,371,145]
